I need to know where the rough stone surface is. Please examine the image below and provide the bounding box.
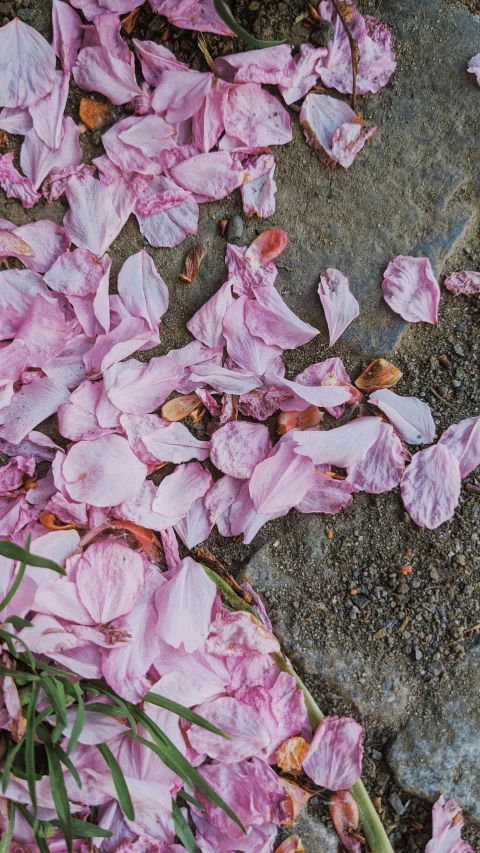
[287,810,340,853]
[387,646,480,824]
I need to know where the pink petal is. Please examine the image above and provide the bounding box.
[296,470,354,513]
[152,69,213,124]
[186,280,233,348]
[135,175,199,248]
[295,357,360,418]
[438,416,480,479]
[192,79,230,152]
[467,53,480,86]
[58,380,116,441]
[318,268,360,345]
[223,83,292,148]
[207,610,281,658]
[83,318,152,378]
[0,106,33,135]
[52,0,83,72]
[142,422,211,463]
[42,162,96,203]
[245,285,318,349]
[264,371,351,412]
[216,45,293,84]
[160,526,180,570]
[238,386,290,421]
[225,242,278,297]
[29,71,70,150]
[44,247,110,301]
[189,696,270,762]
[444,270,480,296]
[249,439,316,514]
[117,249,169,337]
[170,152,246,202]
[20,118,82,190]
[210,421,272,479]
[241,155,277,220]
[133,38,189,87]
[0,268,51,340]
[155,556,216,652]
[102,114,176,176]
[119,411,168,468]
[105,357,185,414]
[64,173,138,256]
[15,293,70,368]
[300,93,375,167]
[149,0,233,35]
[329,790,362,853]
[426,796,475,853]
[401,444,461,529]
[204,473,243,537]
[152,461,212,517]
[347,421,408,493]
[174,495,214,549]
[76,538,145,624]
[0,377,69,444]
[11,221,71,275]
[0,340,29,411]
[63,434,148,506]
[0,151,40,209]
[369,389,435,445]
[0,19,56,108]
[223,296,282,376]
[294,417,382,466]
[279,43,327,104]
[189,362,262,395]
[73,46,142,105]
[245,229,289,268]
[303,715,363,790]
[113,479,183,530]
[382,255,440,324]
[169,341,223,394]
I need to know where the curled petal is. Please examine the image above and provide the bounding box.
[444,270,480,296]
[369,389,435,445]
[439,415,480,478]
[354,358,402,392]
[382,255,440,324]
[302,715,363,790]
[318,268,360,346]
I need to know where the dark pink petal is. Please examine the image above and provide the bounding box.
[152,461,212,517]
[401,444,461,529]
[329,790,361,853]
[133,38,189,86]
[149,0,233,35]
[249,439,316,514]
[189,362,262,395]
[426,795,475,853]
[174,495,214,549]
[238,386,290,421]
[21,118,82,190]
[52,0,83,72]
[73,46,142,104]
[294,417,382,466]
[318,268,360,345]
[63,434,148,506]
[170,152,246,202]
[210,421,272,479]
[152,69,213,123]
[216,45,293,84]
[303,715,363,790]
[105,356,184,414]
[359,15,397,93]
[0,377,69,444]
[300,93,375,167]
[10,220,71,275]
[0,152,40,209]
[0,18,56,108]
[382,255,440,323]
[117,249,169,337]
[76,538,145,624]
[296,471,354,513]
[245,285,318,349]
[468,54,480,85]
[444,270,480,296]
[135,175,199,248]
[186,280,233,348]
[347,421,408,493]
[0,106,33,135]
[64,173,138,256]
[29,71,70,150]
[223,296,282,376]
[369,389,435,444]
[83,318,152,378]
[142,422,211,463]
[245,229,289,268]
[279,43,327,104]
[223,83,292,147]
[439,416,480,478]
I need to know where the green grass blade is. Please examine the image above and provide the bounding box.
[213,0,286,47]
[16,805,50,853]
[52,742,82,789]
[177,788,205,811]
[25,683,40,817]
[40,676,67,744]
[66,683,85,757]
[46,744,73,853]
[0,802,15,853]
[50,817,113,838]
[97,743,135,821]
[0,560,26,612]
[144,693,230,738]
[2,736,25,792]
[4,615,33,629]
[172,799,199,853]
[0,665,38,684]
[0,540,65,574]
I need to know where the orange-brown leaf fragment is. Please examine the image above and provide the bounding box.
[329,790,361,852]
[354,358,402,392]
[79,98,109,132]
[274,836,305,853]
[39,512,76,531]
[0,229,35,258]
[277,406,323,435]
[280,778,312,826]
[189,404,206,423]
[109,519,162,562]
[161,394,201,421]
[121,7,140,33]
[276,736,309,774]
[179,243,208,283]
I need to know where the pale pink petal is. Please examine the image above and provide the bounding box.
[400,444,461,529]
[300,93,375,167]
[189,362,262,395]
[73,46,142,104]
[43,334,92,390]
[42,163,96,203]
[142,421,211,463]
[62,434,148,506]
[0,377,69,444]
[174,495,214,549]
[135,176,199,248]
[444,270,480,296]
[238,386,290,421]
[85,9,133,62]
[438,416,480,479]
[0,430,61,461]
[425,796,475,853]
[52,0,83,72]
[467,53,480,86]
[0,151,40,209]
[75,538,144,624]
[245,286,318,349]
[0,340,29,411]
[155,556,216,652]
[296,470,354,512]
[64,173,138,256]
[112,479,183,530]
[295,357,361,418]
[192,79,230,152]
[279,43,327,104]
[223,83,292,148]
[207,610,281,659]
[11,221,71,275]
[119,412,169,468]
[303,715,363,790]
[152,461,212,517]
[0,106,33,135]
[57,379,116,442]
[152,69,213,123]
[170,152,245,202]
[0,18,56,108]
[133,38,189,87]
[215,45,293,84]
[318,268,360,345]
[83,318,151,379]
[45,248,111,336]
[168,341,223,394]
[203,473,243,536]
[190,696,270,763]
[149,0,232,35]
[160,527,180,570]
[263,371,351,412]
[102,114,176,176]
[225,243,278,297]
[382,255,440,324]
[223,296,282,376]
[347,421,408,493]
[20,118,82,190]
[186,280,233,348]
[210,421,272,479]
[249,439,316,514]
[0,268,52,339]
[29,71,70,150]
[15,293,70,368]
[369,389,435,444]
[117,249,168,339]
[241,154,277,220]
[293,417,382,466]
[105,357,185,414]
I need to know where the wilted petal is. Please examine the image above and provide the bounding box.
[382,255,440,323]
[279,43,327,103]
[192,79,230,153]
[52,0,83,71]
[223,84,292,148]
[73,46,142,104]
[0,229,34,263]
[189,362,262,395]
[444,270,480,296]
[29,71,70,149]
[207,610,281,658]
[294,417,382,466]
[302,715,363,790]
[0,377,69,444]
[241,157,277,220]
[0,152,41,209]
[276,736,310,775]
[76,538,145,624]
[155,556,216,653]
[318,268,360,346]
[215,45,293,85]
[189,696,271,763]
[149,0,233,35]
[170,152,245,202]
[210,421,272,479]
[249,440,316,514]
[153,461,212,518]
[425,795,475,853]
[238,386,290,421]
[62,434,148,507]
[329,790,361,853]
[347,421,408,493]
[64,173,138,257]
[21,118,82,190]
[0,18,56,108]
[355,357,403,392]
[133,38,189,86]
[439,415,480,478]
[369,389,435,445]
[400,444,461,529]
[245,286,318,350]
[300,94,375,167]
[105,357,185,414]
[296,470,354,513]
[58,380,116,442]
[245,229,289,268]
[204,474,243,537]
[142,422,211,464]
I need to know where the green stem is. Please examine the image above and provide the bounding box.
[201,564,395,853]
[213,0,286,48]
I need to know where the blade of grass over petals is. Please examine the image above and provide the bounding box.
[172,798,200,853]
[67,682,85,757]
[82,684,137,734]
[16,806,49,853]
[200,565,257,615]
[144,692,231,738]
[97,742,135,821]
[213,0,286,46]
[4,615,33,629]
[0,539,65,574]
[0,801,15,853]
[26,682,40,819]
[52,742,82,789]
[178,788,205,811]
[46,743,73,853]
[2,736,25,792]
[0,558,26,612]
[0,665,39,683]
[40,676,67,742]
[50,818,113,839]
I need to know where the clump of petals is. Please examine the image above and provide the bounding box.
[300,94,376,168]
[444,270,480,296]
[426,795,475,853]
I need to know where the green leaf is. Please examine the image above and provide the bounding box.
[50,817,113,839]
[16,805,52,853]
[0,559,26,613]
[40,676,67,744]
[144,692,230,738]
[0,665,38,683]
[2,736,25,792]
[66,682,85,757]
[4,615,33,629]
[0,802,15,853]
[172,798,199,853]
[212,0,286,47]
[25,682,40,817]
[46,743,73,853]
[97,743,135,821]
[0,540,65,574]
[52,742,82,789]
[178,788,205,811]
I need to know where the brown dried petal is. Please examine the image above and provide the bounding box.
[179,243,208,283]
[39,512,76,531]
[277,406,323,435]
[161,393,201,422]
[0,229,35,258]
[79,98,109,131]
[354,358,402,392]
[274,837,305,853]
[276,736,310,774]
[280,778,312,826]
[329,790,361,853]
[121,7,140,33]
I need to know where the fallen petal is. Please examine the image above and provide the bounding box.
[329,790,361,853]
[382,255,440,324]
[438,415,480,478]
[302,715,363,790]
[245,228,289,267]
[369,389,435,445]
[294,417,382,467]
[0,18,56,108]
[355,358,403,392]
[318,267,360,345]
[444,270,480,296]
[400,444,461,529]
[210,421,272,479]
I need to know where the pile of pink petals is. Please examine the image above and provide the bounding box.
[0,0,396,249]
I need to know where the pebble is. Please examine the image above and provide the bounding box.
[16,6,34,18]
[455,554,466,566]
[427,660,444,676]
[389,792,407,815]
[226,215,244,240]
[454,344,465,356]
[309,19,335,46]
[0,2,12,13]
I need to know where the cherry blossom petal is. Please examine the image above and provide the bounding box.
[190,696,270,763]
[241,157,277,220]
[425,796,475,853]
[369,389,435,445]
[135,176,199,248]
[467,54,480,86]
[174,495,214,549]
[245,229,289,268]
[192,79,230,152]
[57,380,116,442]
[20,118,82,190]
[76,538,145,624]
[210,422,272,480]
[73,46,142,105]
[83,318,152,378]
[149,0,232,35]
[382,255,440,324]
[329,791,361,853]
[347,421,408,493]
[52,0,83,72]
[279,43,327,104]
[263,371,351,412]
[303,715,363,790]
[42,163,96,203]
[102,114,176,176]
[62,434,148,506]
[189,363,262,395]
[0,152,41,209]
[29,71,70,150]
[438,416,480,478]
[16,293,70,368]
[295,357,360,419]
[152,461,212,518]
[64,173,138,256]
[215,45,293,84]
[105,357,185,414]
[400,444,461,529]
[300,94,375,167]
[0,18,56,108]
[226,243,278,297]
[245,286,318,350]
[238,386,290,421]
[142,422,211,463]
[186,280,234,348]
[223,296,282,376]
[444,270,480,296]
[296,471,354,513]
[0,268,52,340]
[0,106,33,135]
[155,556,216,653]
[152,69,213,123]
[0,340,29,411]
[294,417,382,466]
[9,221,71,275]
[170,152,246,202]
[223,84,292,148]
[0,377,69,444]
[318,268,360,345]
[112,480,183,530]
[133,38,189,86]
[248,439,316,514]
[117,250,169,339]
